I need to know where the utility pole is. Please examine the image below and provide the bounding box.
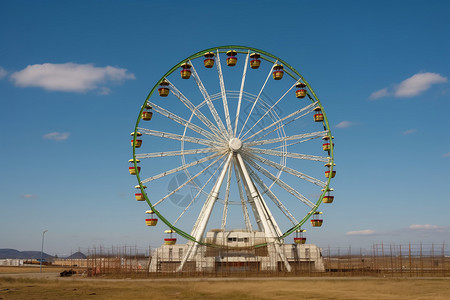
[40,230,48,273]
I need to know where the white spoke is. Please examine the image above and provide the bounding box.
[246,130,327,147]
[167,79,224,139]
[152,154,226,207]
[220,163,232,230]
[243,156,316,208]
[136,148,215,159]
[238,60,277,137]
[138,127,222,147]
[240,81,297,140]
[148,101,223,142]
[270,135,326,150]
[246,162,298,225]
[173,157,228,226]
[233,157,253,231]
[190,60,229,137]
[234,50,250,137]
[141,152,224,184]
[214,53,233,136]
[242,101,318,143]
[248,148,329,163]
[245,152,327,188]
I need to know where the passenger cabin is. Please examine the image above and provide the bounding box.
[180,62,192,79]
[142,103,153,121]
[226,50,238,66]
[295,82,307,99]
[145,210,158,226]
[322,187,334,204]
[130,131,142,148]
[322,136,334,151]
[294,229,306,244]
[249,52,261,69]
[273,64,284,80]
[310,212,323,227]
[158,79,170,97]
[164,229,176,245]
[203,52,215,68]
[128,159,140,175]
[313,107,324,122]
[135,184,146,201]
[325,162,336,178]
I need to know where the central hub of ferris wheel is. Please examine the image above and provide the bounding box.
[228,137,243,152]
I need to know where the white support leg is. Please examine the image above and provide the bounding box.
[177,153,233,272]
[235,153,292,272]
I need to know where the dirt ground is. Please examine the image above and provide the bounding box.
[1,267,450,299]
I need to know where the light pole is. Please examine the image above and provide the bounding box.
[40,230,48,273]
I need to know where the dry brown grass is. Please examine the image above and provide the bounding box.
[1,276,450,299]
[0,266,67,274]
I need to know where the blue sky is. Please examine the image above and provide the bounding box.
[1,0,449,255]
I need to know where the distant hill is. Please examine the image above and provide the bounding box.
[0,248,53,260]
[66,251,87,259]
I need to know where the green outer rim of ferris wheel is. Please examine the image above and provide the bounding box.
[131,45,334,246]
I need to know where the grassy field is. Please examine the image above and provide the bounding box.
[1,275,450,299]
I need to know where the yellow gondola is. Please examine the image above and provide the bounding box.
[145,210,158,226]
[249,52,261,69]
[310,212,323,227]
[313,107,324,122]
[130,131,142,148]
[128,159,140,175]
[322,136,334,151]
[180,62,192,79]
[164,229,176,245]
[158,79,170,97]
[322,188,334,204]
[273,64,284,80]
[135,185,146,201]
[204,52,215,68]
[295,82,307,98]
[226,50,238,66]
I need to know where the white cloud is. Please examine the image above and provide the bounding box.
[10,63,135,93]
[43,132,70,141]
[0,66,7,79]
[335,121,355,129]
[346,229,375,236]
[408,224,447,232]
[369,88,389,100]
[22,194,37,199]
[403,129,417,135]
[369,72,447,100]
[395,73,447,97]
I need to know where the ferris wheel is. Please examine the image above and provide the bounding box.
[130,45,335,270]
